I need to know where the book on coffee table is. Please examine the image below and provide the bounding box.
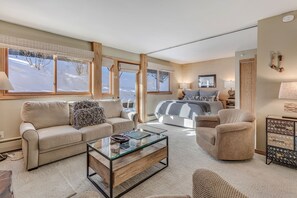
[125,131,151,140]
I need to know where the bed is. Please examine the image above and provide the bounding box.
[154,90,226,128]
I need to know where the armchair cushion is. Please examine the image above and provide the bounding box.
[38,125,82,151]
[21,101,69,129]
[79,123,112,141]
[197,127,216,145]
[98,99,123,118]
[107,118,134,134]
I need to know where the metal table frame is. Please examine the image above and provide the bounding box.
[87,135,168,198]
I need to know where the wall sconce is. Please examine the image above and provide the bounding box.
[270,52,284,72]
[279,82,297,117]
[224,80,235,99]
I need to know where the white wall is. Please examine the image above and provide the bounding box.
[182,57,235,97]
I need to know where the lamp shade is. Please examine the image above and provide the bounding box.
[279,82,297,99]
[179,83,190,89]
[0,72,14,90]
[224,80,235,89]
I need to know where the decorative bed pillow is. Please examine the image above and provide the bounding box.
[183,90,199,100]
[73,107,106,130]
[70,100,99,125]
[198,96,216,102]
[199,90,218,100]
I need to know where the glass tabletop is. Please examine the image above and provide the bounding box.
[87,130,168,160]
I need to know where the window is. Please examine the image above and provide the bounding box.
[102,66,110,93]
[102,57,113,94]
[57,57,90,92]
[8,49,54,93]
[6,49,91,95]
[120,71,136,110]
[147,69,170,93]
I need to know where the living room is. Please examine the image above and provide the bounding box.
[1,1,297,198]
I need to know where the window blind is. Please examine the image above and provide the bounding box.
[119,62,139,72]
[102,57,114,68]
[0,34,94,61]
[147,62,174,73]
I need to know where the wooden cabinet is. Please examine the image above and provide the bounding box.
[266,116,297,167]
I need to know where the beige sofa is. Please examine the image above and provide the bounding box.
[147,169,247,198]
[196,109,255,160]
[20,100,138,170]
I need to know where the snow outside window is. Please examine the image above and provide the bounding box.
[8,49,54,92]
[147,69,170,92]
[57,57,89,92]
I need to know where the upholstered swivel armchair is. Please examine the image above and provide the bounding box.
[195,109,255,160]
[146,169,247,198]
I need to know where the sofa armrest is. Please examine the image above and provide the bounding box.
[121,111,138,129]
[193,169,247,198]
[195,115,220,128]
[20,122,39,170]
[146,195,190,198]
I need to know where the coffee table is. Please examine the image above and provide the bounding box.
[87,131,168,198]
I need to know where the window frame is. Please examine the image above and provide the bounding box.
[147,69,171,94]
[3,48,92,97]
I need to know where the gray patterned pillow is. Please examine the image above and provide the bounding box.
[70,100,99,125]
[183,90,199,100]
[73,107,106,130]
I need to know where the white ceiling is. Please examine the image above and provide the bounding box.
[0,0,297,64]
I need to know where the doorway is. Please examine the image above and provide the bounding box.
[240,58,257,114]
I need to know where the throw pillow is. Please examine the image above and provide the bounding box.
[73,107,106,130]
[71,100,99,126]
[199,90,218,97]
[183,90,199,100]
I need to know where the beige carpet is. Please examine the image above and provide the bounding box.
[1,122,297,198]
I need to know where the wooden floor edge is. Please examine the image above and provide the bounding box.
[255,149,266,156]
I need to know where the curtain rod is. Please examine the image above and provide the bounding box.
[147,25,257,55]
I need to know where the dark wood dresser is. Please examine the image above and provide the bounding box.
[266,115,297,168]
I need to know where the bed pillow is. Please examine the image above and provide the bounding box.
[73,107,106,130]
[199,90,218,100]
[183,90,199,100]
[198,96,216,102]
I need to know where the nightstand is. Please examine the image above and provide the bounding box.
[226,98,235,109]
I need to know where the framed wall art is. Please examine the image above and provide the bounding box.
[198,74,216,88]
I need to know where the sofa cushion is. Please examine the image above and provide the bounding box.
[107,118,134,134]
[98,100,123,118]
[73,107,106,130]
[79,123,112,141]
[197,127,216,145]
[21,101,69,130]
[38,125,82,151]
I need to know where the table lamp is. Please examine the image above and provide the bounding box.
[224,80,235,99]
[279,82,297,117]
[0,72,14,91]
[0,71,13,161]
